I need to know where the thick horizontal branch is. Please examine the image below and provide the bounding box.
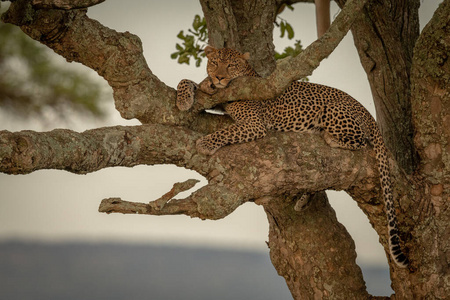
[195,0,368,108]
[0,125,205,175]
[0,123,381,192]
[1,123,383,202]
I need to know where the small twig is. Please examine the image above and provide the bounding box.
[149,179,200,210]
[98,196,200,218]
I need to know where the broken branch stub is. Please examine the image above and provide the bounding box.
[149,179,200,210]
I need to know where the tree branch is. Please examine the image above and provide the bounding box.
[314,0,330,38]
[99,183,244,220]
[405,2,450,297]
[31,0,105,9]
[149,179,200,210]
[1,3,182,125]
[0,2,234,134]
[99,197,200,218]
[0,125,204,175]
[411,0,450,185]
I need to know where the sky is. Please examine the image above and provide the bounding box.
[0,0,443,267]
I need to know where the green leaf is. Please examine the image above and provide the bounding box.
[178,53,190,65]
[192,14,202,31]
[177,30,185,39]
[274,40,304,60]
[171,14,208,67]
[280,21,286,38]
[285,22,294,40]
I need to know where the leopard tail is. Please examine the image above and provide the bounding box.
[370,125,409,268]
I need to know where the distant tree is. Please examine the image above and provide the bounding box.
[0,18,106,121]
[1,0,449,299]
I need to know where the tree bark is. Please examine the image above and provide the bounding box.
[408,1,450,298]
[335,0,450,298]
[264,192,370,299]
[335,0,420,174]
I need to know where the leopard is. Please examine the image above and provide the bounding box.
[176,46,409,268]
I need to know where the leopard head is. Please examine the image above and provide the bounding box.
[204,46,253,88]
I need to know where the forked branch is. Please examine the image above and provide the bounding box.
[99,183,245,220]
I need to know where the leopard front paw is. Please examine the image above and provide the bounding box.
[176,79,198,111]
[196,136,221,156]
[198,77,217,95]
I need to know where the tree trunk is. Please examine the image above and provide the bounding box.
[336,0,450,298]
[263,192,369,299]
[335,0,420,174]
[200,0,278,76]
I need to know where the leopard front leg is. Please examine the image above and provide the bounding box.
[196,101,267,155]
[176,77,217,111]
[176,79,198,111]
[196,120,267,155]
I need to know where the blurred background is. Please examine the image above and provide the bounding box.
[0,1,442,298]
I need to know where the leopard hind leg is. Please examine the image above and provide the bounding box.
[322,130,367,150]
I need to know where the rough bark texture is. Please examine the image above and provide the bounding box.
[1,0,450,299]
[200,0,278,76]
[335,0,420,174]
[408,1,450,298]
[264,192,370,299]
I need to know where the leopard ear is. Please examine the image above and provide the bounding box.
[242,52,250,60]
[204,46,217,57]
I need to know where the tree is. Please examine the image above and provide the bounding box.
[1,0,449,299]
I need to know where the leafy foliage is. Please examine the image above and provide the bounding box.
[172,8,302,67]
[171,15,208,67]
[274,40,304,60]
[0,20,107,120]
[277,18,295,40]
